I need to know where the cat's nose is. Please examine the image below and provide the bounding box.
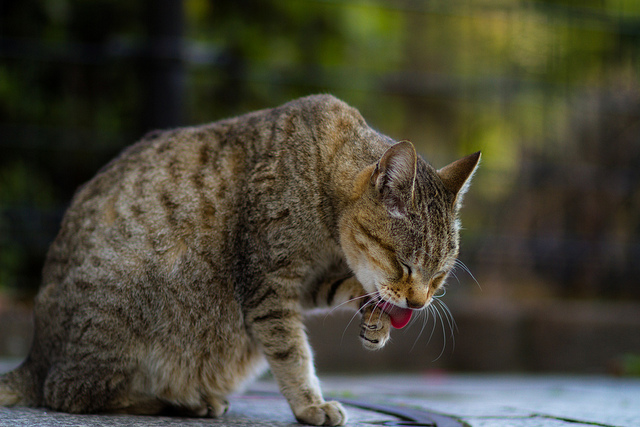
[405,297,425,309]
[405,287,428,309]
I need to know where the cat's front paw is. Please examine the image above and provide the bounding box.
[359,305,391,350]
[294,401,347,426]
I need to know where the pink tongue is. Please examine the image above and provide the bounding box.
[380,302,413,329]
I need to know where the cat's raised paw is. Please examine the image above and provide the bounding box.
[294,401,347,426]
[359,306,391,350]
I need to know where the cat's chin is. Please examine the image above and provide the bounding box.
[379,301,413,329]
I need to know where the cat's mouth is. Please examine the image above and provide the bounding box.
[378,301,413,329]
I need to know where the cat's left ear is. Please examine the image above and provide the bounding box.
[371,141,417,217]
[437,151,481,209]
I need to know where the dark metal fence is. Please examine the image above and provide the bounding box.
[1,0,639,301]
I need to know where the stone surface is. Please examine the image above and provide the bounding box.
[2,360,639,427]
[0,396,396,427]
[320,374,640,427]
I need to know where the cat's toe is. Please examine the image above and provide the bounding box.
[359,310,391,350]
[173,396,228,418]
[294,401,347,426]
[206,397,229,417]
[359,328,390,350]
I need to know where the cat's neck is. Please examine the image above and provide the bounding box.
[323,134,389,214]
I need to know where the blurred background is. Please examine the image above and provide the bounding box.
[1,0,639,375]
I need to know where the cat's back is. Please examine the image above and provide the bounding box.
[42,95,374,285]
[41,123,237,285]
[61,93,365,220]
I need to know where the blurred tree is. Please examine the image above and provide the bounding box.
[1,0,639,302]
[142,0,186,131]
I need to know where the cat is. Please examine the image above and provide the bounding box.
[0,94,479,426]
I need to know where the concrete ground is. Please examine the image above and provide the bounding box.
[1,359,639,427]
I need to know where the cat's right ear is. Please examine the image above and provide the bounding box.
[371,141,417,217]
[437,151,481,209]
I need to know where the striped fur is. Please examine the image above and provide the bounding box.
[0,95,479,426]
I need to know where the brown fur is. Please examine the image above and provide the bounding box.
[0,95,479,425]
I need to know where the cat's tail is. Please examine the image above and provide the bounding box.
[0,361,39,407]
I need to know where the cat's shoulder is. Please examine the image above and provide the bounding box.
[291,94,349,110]
[283,95,370,143]
[289,94,365,120]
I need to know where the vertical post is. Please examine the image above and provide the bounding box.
[142,0,185,131]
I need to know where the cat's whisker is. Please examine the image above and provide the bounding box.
[407,308,421,328]
[444,307,456,353]
[430,276,459,355]
[454,259,481,290]
[341,299,372,343]
[449,269,461,285]
[426,304,438,346]
[434,300,456,355]
[367,297,384,327]
[410,307,429,352]
[431,303,449,362]
[329,290,378,331]
[434,287,447,299]
[326,291,375,317]
[436,299,458,335]
[351,297,373,325]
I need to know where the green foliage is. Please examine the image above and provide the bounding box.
[0,162,55,207]
[619,354,640,377]
[1,0,639,298]
[0,162,56,292]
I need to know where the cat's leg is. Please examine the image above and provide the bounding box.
[111,395,167,415]
[149,397,228,418]
[307,276,367,309]
[117,385,229,417]
[43,359,227,416]
[113,397,228,417]
[245,282,346,426]
[308,276,392,351]
[42,360,135,414]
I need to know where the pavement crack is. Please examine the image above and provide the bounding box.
[338,398,470,427]
[533,413,618,427]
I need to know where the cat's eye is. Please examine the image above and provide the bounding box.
[431,272,446,288]
[400,262,412,276]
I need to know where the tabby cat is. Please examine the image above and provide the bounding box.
[0,95,479,425]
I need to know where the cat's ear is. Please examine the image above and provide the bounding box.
[437,151,481,209]
[371,141,417,217]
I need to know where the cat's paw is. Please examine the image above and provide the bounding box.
[205,396,230,417]
[177,396,228,417]
[359,306,391,350]
[294,401,347,426]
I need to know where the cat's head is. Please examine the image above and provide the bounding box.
[340,141,480,326]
